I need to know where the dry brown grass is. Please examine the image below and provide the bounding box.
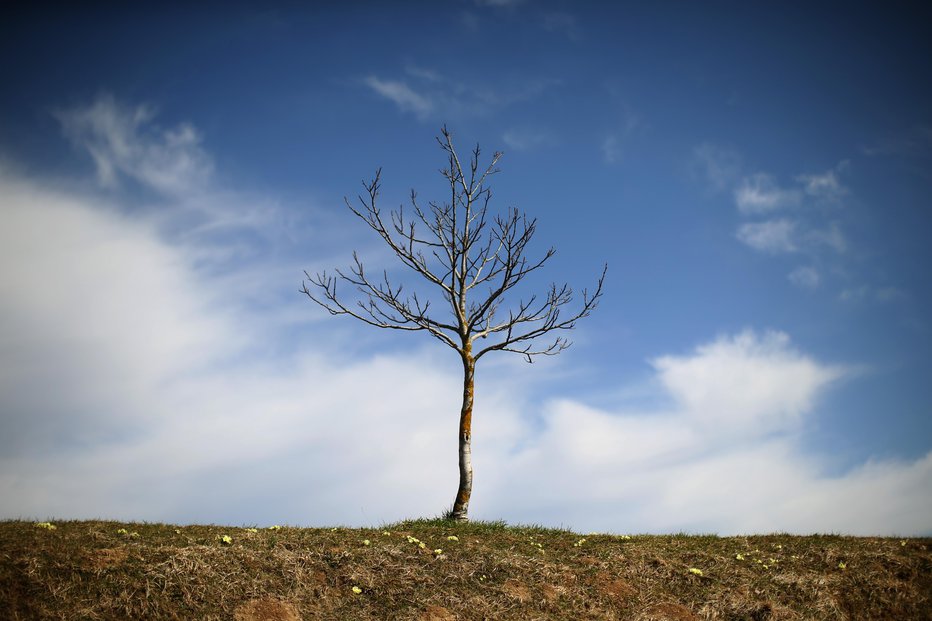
[1,519,929,620]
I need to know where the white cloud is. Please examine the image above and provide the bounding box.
[2,175,928,534]
[788,266,821,289]
[54,94,213,196]
[692,143,742,190]
[733,173,802,214]
[502,128,555,151]
[736,219,798,253]
[2,102,929,536]
[807,222,847,254]
[363,76,434,119]
[797,166,847,200]
[480,331,931,535]
[363,69,559,121]
[839,285,907,304]
[601,134,619,164]
[651,330,844,433]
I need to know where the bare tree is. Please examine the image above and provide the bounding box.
[302,127,606,521]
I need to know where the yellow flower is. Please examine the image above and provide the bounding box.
[688,568,703,576]
[418,542,426,549]
[406,535,420,544]
[268,525,282,530]
[838,562,846,570]
[382,531,391,536]
[220,535,233,545]
[35,522,56,530]
[433,548,443,555]
[900,540,907,547]
[447,535,459,541]
[572,538,586,547]
[352,586,362,595]
[116,528,128,535]
[362,539,370,546]
[174,529,181,534]
[129,532,139,538]
[618,535,632,540]
[245,528,258,533]
[735,553,745,561]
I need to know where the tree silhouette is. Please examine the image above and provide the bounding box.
[303,127,606,521]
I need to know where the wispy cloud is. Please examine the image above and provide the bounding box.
[733,173,802,214]
[362,76,434,120]
[839,285,908,304]
[601,134,620,164]
[698,148,870,294]
[539,11,581,41]
[601,91,642,165]
[860,124,932,158]
[54,93,213,197]
[788,266,821,289]
[797,163,848,201]
[363,68,559,121]
[692,143,742,191]
[807,222,847,254]
[502,128,556,151]
[736,219,799,254]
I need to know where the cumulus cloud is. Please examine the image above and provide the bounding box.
[733,173,802,214]
[479,331,932,535]
[54,94,213,196]
[651,330,844,433]
[2,103,929,536]
[736,219,798,253]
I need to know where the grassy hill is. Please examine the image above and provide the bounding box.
[1,519,929,620]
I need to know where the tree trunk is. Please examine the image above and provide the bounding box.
[450,347,475,521]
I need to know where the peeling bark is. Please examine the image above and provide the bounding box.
[450,350,474,521]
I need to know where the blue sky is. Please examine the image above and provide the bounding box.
[1,2,930,535]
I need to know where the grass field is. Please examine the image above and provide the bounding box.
[1,518,929,620]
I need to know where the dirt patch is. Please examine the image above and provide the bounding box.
[233,598,301,621]
[81,548,128,571]
[502,578,531,602]
[596,571,637,602]
[644,602,700,621]
[418,605,456,621]
[541,583,563,602]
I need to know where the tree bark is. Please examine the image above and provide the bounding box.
[450,347,475,521]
